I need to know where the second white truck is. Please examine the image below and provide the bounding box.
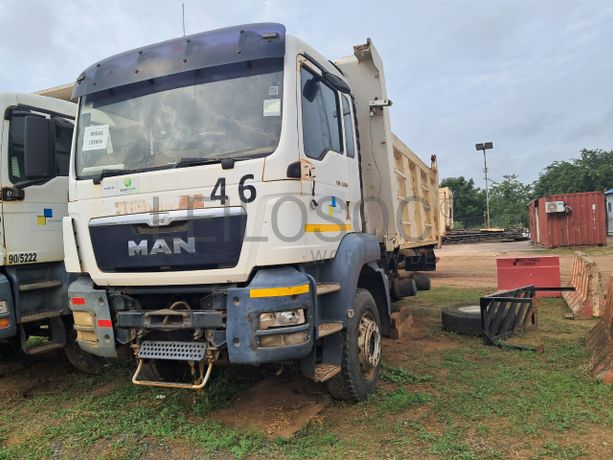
[0,89,103,371]
[60,23,440,400]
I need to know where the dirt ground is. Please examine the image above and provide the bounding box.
[433,239,613,291]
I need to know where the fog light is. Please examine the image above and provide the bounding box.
[260,331,308,347]
[0,300,7,315]
[259,309,305,330]
[0,318,10,329]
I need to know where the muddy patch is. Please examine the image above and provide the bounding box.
[384,319,459,360]
[0,353,75,399]
[90,379,122,397]
[212,376,327,438]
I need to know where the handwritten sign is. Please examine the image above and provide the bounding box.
[82,125,109,151]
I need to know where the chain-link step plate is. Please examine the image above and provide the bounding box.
[138,341,206,361]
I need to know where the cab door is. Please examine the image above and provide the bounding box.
[298,59,362,240]
[1,107,73,265]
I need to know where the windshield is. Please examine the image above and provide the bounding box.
[75,58,283,178]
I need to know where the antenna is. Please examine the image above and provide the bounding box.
[182,3,186,37]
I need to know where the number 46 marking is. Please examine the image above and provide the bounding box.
[211,175,257,205]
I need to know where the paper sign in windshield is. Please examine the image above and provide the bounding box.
[263,99,281,117]
[82,125,109,151]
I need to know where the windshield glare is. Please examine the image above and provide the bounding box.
[75,59,283,178]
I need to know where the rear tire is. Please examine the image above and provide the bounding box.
[441,305,482,336]
[327,289,382,402]
[414,273,431,291]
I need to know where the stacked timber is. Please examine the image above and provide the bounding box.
[442,228,528,245]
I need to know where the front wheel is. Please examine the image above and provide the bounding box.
[327,288,382,401]
[64,341,110,374]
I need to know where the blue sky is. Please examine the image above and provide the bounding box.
[1,0,611,186]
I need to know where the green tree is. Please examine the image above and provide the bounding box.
[533,149,613,196]
[440,176,486,228]
[489,175,532,228]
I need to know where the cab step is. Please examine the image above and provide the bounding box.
[18,280,63,292]
[313,363,341,382]
[318,322,343,338]
[20,311,64,323]
[316,283,341,296]
[25,342,64,355]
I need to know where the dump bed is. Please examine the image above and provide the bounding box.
[438,187,454,237]
[35,83,73,101]
[336,40,440,251]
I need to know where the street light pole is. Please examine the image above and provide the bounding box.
[475,142,494,228]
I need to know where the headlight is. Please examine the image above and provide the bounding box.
[0,300,8,315]
[259,309,305,330]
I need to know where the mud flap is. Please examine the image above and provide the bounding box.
[68,276,117,358]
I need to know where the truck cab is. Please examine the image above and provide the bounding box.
[0,93,77,356]
[65,23,439,399]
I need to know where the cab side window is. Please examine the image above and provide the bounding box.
[342,95,356,159]
[8,113,73,183]
[300,67,342,159]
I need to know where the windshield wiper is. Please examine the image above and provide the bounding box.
[92,169,134,185]
[173,155,253,170]
[173,157,227,169]
[174,150,273,170]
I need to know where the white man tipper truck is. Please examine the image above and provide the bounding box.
[0,88,102,370]
[64,23,440,400]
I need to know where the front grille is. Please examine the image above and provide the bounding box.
[89,208,246,272]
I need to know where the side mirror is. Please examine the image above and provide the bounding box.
[323,72,351,94]
[303,78,320,103]
[24,116,54,179]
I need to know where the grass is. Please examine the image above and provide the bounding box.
[377,388,432,414]
[0,287,611,459]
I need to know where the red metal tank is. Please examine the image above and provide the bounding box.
[529,191,607,248]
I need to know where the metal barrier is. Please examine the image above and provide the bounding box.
[587,276,613,384]
[562,252,605,318]
[480,285,572,351]
[480,286,539,350]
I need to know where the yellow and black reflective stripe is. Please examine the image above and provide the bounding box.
[304,223,352,232]
[249,284,310,298]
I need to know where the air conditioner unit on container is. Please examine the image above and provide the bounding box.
[545,201,565,213]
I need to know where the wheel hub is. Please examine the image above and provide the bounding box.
[357,312,381,377]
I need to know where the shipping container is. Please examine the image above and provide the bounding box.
[606,189,613,236]
[529,191,607,248]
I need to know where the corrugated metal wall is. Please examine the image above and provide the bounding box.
[529,191,607,248]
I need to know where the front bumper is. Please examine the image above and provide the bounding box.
[226,267,315,364]
[69,267,316,364]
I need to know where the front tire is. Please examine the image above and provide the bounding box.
[327,289,382,402]
[64,341,109,374]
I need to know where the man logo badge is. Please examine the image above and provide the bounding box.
[128,237,196,256]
